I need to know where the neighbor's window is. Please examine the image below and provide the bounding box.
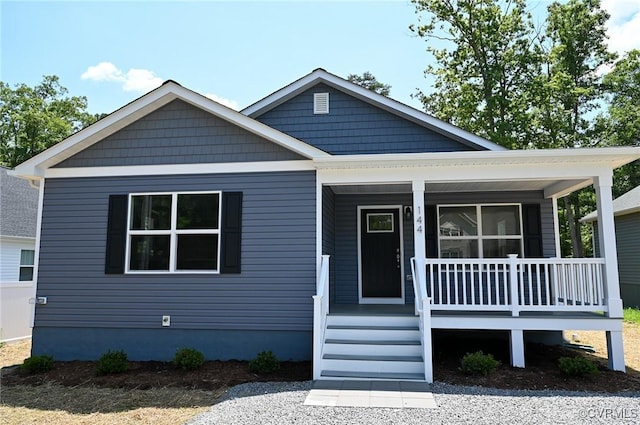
[127,192,221,272]
[19,249,35,281]
[438,205,522,258]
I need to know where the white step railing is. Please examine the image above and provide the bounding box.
[410,257,433,383]
[312,255,330,380]
[418,255,606,316]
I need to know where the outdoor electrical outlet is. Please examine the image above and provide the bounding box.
[162,315,171,327]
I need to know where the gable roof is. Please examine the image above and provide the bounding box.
[0,166,38,238]
[14,81,329,180]
[581,185,640,223]
[242,68,507,152]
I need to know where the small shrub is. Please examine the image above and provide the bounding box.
[249,350,280,374]
[21,355,54,373]
[460,351,500,376]
[96,350,129,375]
[558,356,598,377]
[173,347,205,370]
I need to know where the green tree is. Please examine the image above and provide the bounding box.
[0,76,97,167]
[347,71,391,96]
[411,0,619,257]
[543,0,616,257]
[598,50,640,197]
[409,0,542,149]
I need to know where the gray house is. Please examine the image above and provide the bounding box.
[582,185,640,308]
[14,69,640,382]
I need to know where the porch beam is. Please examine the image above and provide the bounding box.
[594,174,623,318]
[318,164,608,186]
[543,178,593,199]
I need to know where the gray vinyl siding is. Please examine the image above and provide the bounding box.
[331,190,555,305]
[592,213,640,307]
[35,171,316,332]
[55,100,305,168]
[616,213,640,307]
[256,83,478,155]
[333,194,415,305]
[322,187,336,303]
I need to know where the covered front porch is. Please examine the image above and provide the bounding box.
[312,149,635,382]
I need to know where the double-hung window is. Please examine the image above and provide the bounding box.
[438,204,523,258]
[19,249,35,281]
[127,192,221,273]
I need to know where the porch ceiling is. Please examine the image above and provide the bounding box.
[329,179,588,195]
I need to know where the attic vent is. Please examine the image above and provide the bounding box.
[314,92,329,114]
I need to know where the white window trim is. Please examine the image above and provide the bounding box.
[19,249,35,281]
[366,212,394,233]
[125,191,222,274]
[437,203,524,259]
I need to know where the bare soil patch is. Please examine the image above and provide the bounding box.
[2,331,639,393]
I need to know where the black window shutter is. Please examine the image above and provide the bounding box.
[522,203,543,258]
[221,192,242,273]
[105,195,128,274]
[425,205,438,258]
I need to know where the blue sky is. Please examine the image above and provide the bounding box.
[2,0,639,114]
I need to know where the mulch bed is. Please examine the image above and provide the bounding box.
[3,337,640,393]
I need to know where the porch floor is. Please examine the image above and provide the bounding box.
[328,303,607,319]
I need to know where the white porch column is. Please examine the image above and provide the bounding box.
[594,174,623,318]
[412,179,426,261]
[606,331,626,372]
[510,329,525,368]
[552,196,562,257]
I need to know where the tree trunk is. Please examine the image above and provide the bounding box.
[563,195,583,258]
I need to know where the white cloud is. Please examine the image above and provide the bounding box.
[204,93,239,110]
[602,0,640,54]
[81,62,163,93]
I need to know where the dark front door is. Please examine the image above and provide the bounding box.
[360,208,403,303]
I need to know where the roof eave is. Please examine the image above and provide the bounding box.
[14,81,329,179]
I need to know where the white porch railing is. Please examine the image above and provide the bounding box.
[417,255,607,316]
[312,255,330,380]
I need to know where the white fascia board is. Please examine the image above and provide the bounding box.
[44,160,315,179]
[313,147,640,170]
[14,82,328,180]
[243,69,506,152]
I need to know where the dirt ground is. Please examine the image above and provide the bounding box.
[2,327,639,393]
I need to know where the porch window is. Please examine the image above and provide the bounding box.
[19,249,35,281]
[126,192,221,272]
[438,204,523,258]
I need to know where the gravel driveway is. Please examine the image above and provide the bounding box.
[187,381,640,425]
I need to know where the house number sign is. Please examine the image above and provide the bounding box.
[415,206,423,233]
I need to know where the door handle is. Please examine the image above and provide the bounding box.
[396,248,401,269]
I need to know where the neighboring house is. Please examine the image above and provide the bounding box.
[0,166,39,342]
[582,186,640,308]
[13,69,640,382]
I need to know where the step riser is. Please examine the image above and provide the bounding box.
[321,359,424,374]
[327,315,418,327]
[325,329,420,340]
[323,343,422,356]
